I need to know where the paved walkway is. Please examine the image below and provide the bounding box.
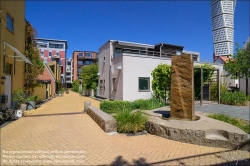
[1,92,249,165]
[23,91,100,116]
[195,101,250,121]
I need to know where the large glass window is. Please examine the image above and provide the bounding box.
[49,51,52,57]
[78,53,83,58]
[85,53,92,58]
[138,77,150,91]
[6,13,14,32]
[49,43,64,49]
[78,61,84,65]
[85,60,93,65]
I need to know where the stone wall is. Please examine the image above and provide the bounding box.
[87,106,117,132]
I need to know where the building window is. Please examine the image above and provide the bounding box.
[6,13,14,32]
[77,68,82,73]
[78,61,84,66]
[85,53,92,58]
[78,53,83,58]
[49,51,52,57]
[138,77,150,91]
[85,60,93,65]
[41,50,44,57]
[56,51,59,56]
[49,43,64,49]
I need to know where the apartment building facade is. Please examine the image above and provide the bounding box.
[72,51,97,81]
[35,38,68,86]
[65,58,73,87]
[0,0,33,108]
[97,40,223,101]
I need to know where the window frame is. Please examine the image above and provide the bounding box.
[6,13,14,32]
[138,77,150,92]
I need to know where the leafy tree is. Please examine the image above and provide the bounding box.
[224,43,250,95]
[80,64,98,90]
[194,64,215,99]
[151,63,171,105]
[24,21,44,93]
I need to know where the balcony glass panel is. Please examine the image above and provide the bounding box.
[85,53,92,58]
[85,60,93,65]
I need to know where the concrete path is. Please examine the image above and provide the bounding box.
[195,101,250,121]
[1,92,249,165]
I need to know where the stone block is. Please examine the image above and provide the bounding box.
[170,54,194,120]
[87,106,117,132]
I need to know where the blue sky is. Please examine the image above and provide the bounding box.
[25,1,249,61]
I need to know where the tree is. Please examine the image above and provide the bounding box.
[224,43,250,95]
[151,64,171,105]
[24,21,44,93]
[80,64,98,90]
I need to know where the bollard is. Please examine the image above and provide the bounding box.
[84,101,91,113]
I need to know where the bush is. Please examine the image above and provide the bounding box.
[100,100,132,113]
[208,114,250,133]
[220,89,249,106]
[72,80,80,92]
[115,109,148,133]
[100,96,166,113]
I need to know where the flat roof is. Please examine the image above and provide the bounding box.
[73,50,98,53]
[35,38,68,49]
[155,42,184,49]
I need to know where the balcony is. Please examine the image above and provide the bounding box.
[52,54,60,59]
[66,75,71,78]
[66,80,72,83]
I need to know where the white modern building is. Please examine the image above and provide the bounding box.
[97,40,224,101]
[211,0,236,56]
[65,58,73,88]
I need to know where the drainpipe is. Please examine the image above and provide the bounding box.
[160,43,163,57]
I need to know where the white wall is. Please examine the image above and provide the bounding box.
[123,54,172,101]
[98,41,112,99]
[122,55,225,101]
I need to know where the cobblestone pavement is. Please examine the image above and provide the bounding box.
[195,101,250,121]
[1,92,249,165]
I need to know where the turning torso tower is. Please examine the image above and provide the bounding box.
[211,0,236,57]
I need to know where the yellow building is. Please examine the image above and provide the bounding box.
[0,1,32,108]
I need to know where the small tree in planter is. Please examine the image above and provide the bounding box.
[12,88,27,113]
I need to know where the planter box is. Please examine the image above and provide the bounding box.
[27,101,36,110]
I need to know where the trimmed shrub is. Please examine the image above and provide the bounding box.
[115,110,148,133]
[100,100,132,114]
[208,114,250,133]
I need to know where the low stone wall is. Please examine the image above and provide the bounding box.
[144,111,249,150]
[87,106,117,132]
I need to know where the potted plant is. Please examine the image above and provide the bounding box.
[12,88,27,117]
[26,95,38,110]
[61,88,65,96]
[65,88,69,94]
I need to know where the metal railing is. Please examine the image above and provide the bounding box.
[113,48,171,59]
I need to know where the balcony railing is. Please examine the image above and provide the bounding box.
[112,48,199,61]
[113,48,170,59]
